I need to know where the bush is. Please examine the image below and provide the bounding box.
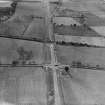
[62,41,66,45]
[76,61,82,67]
[72,61,76,66]
[12,60,19,66]
[65,66,69,72]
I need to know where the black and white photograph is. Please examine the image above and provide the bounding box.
[0,0,105,105]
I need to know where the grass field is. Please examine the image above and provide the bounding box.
[0,2,48,40]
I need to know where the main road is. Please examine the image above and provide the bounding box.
[42,0,63,105]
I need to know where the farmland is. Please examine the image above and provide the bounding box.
[1,0,105,105]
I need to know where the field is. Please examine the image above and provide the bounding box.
[54,25,100,37]
[60,68,105,105]
[1,0,105,105]
[0,2,48,40]
[56,45,105,67]
[0,2,51,105]
[55,35,105,47]
[0,67,47,105]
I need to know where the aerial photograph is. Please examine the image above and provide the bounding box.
[0,0,105,105]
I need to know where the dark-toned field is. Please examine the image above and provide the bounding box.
[1,0,105,105]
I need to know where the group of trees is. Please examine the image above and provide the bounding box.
[56,41,93,47]
[71,61,103,69]
[56,40,102,48]
[53,23,80,28]
[12,46,34,66]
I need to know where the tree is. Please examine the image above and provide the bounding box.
[12,60,19,66]
[17,46,34,64]
[64,66,69,72]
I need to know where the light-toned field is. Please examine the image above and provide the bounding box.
[0,67,47,105]
[0,1,12,7]
[15,2,45,17]
[25,18,46,39]
[91,26,105,37]
[0,2,51,105]
[56,41,105,105]
[60,0,105,25]
[54,17,81,26]
[61,68,105,105]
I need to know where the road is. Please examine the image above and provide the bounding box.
[50,43,61,105]
[43,0,63,105]
[0,1,63,105]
